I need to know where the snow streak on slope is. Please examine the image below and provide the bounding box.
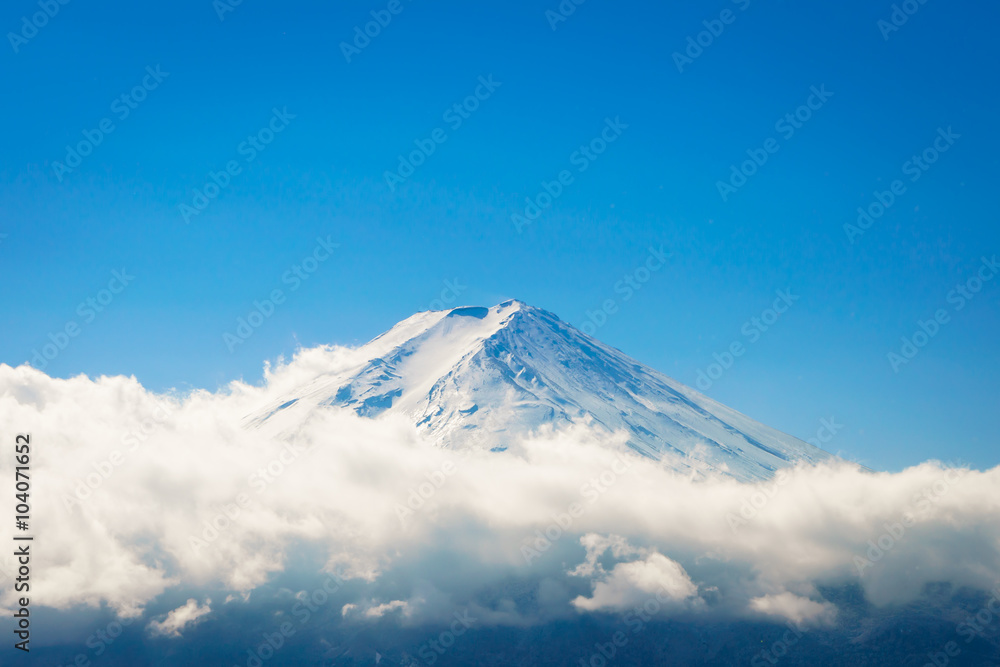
[245,300,834,481]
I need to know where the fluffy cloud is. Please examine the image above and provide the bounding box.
[147,598,212,638]
[1,348,998,633]
[749,592,837,627]
[570,536,699,612]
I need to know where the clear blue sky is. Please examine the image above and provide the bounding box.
[1,0,997,472]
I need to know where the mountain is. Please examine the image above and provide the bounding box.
[244,300,834,481]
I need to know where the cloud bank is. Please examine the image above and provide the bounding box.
[1,346,998,634]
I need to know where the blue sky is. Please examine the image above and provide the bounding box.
[1,0,997,472]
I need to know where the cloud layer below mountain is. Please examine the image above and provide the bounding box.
[1,346,997,637]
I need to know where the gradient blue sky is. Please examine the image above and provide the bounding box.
[1,0,997,472]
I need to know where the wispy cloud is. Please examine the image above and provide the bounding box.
[147,598,212,638]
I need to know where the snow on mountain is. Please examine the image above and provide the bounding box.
[244,300,834,481]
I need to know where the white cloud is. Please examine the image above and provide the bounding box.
[571,537,699,612]
[0,350,998,630]
[341,599,412,619]
[569,533,640,578]
[365,600,410,618]
[749,592,837,627]
[147,598,212,638]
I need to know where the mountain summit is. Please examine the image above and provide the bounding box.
[246,300,833,481]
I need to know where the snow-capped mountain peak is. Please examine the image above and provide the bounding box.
[245,300,834,481]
